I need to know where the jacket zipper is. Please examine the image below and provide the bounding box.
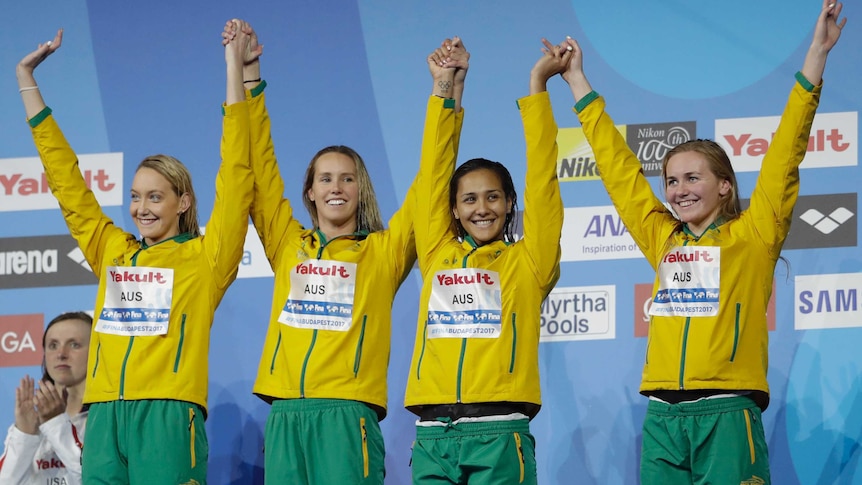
[300,329,318,397]
[119,249,143,399]
[455,249,477,403]
[173,314,187,373]
[353,316,367,377]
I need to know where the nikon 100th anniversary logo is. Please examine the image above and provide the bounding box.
[556,120,695,181]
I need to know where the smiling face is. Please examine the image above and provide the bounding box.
[664,151,731,236]
[306,152,360,238]
[43,318,91,389]
[130,167,190,245]
[452,168,513,246]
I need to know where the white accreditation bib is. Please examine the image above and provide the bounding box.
[650,246,720,317]
[97,266,174,336]
[278,259,357,331]
[427,268,502,339]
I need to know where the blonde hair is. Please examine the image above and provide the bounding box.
[301,146,384,233]
[661,139,741,225]
[136,154,200,237]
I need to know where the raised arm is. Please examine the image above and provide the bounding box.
[225,20,304,269]
[415,39,466,269]
[518,39,568,281]
[17,30,130,276]
[801,0,846,85]
[747,1,845,251]
[204,19,254,289]
[563,37,674,267]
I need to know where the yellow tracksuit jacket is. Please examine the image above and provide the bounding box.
[574,74,821,409]
[405,93,563,417]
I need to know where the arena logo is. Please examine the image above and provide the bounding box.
[716,111,857,173]
[742,193,857,249]
[795,273,862,330]
[0,235,98,289]
[0,314,43,367]
[540,285,615,342]
[560,206,643,262]
[633,282,776,337]
[201,224,273,278]
[625,121,696,177]
[0,153,124,212]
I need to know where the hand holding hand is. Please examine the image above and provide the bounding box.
[530,37,573,94]
[13,377,39,435]
[447,36,470,85]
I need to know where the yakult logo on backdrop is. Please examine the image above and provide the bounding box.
[795,273,862,330]
[716,111,857,172]
[0,314,43,367]
[634,282,776,337]
[0,153,124,211]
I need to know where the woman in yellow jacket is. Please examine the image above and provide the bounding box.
[406,37,567,484]
[223,20,430,484]
[564,2,845,483]
[16,23,253,484]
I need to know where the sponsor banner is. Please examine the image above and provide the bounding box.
[741,193,857,249]
[556,127,607,182]
[795,273,862,330]
[634,282,776,337]
[0,314,43,367]
[788,193,856,249]
[0,235,98,289]
[0,153,124,212]
[540,285,615,342]
[625,121,696,177]
[716,111,857,172]
[201,224,274,278]
[557,120,695,181]
[561,206,642,262]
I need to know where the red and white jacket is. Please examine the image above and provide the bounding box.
[0,412,86,485]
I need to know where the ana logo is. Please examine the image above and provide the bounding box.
[0,314,44,367]
[0,235,97,289]
[540,285,615,342]
[799,207,855,234]
[201,224,273,279]
[795,273,862,330]
[625,121,696,177]
[561,206,642,262]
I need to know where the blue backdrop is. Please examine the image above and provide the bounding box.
[1,1,860,483]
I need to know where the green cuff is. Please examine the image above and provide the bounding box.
[28,106,52,128]
[443,97,455,109]
[250,79,267,98]
[573,91,599,114]
[795,71,816,92]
